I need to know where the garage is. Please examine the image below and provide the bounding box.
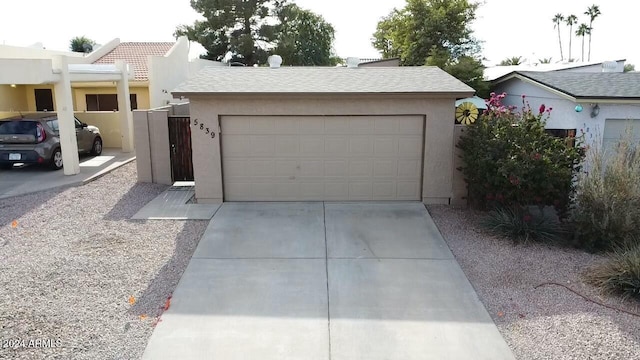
[221,115,424,201]
[603,119,640,152]
[172,65,473,204]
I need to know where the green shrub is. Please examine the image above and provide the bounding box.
[482,206,563,243]
[457,93,584,217]
[585,243,640,300]
[572,130,640,252]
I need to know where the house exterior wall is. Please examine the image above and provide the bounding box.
[148,37,190,109]
[75,112,122,148]
[494,78,640,148]
[188,94,459,204]
[0,85,29,111]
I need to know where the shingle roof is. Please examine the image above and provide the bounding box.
[513,71,640,99]
[172,66,474,95]
[93,42,175,81]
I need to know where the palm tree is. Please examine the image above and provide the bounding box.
[69,36,96,53]
[565,15,578,62]
[552,14,565,61]
[585,5,601,61]
[499,56,525,66]
[576,24,590,62]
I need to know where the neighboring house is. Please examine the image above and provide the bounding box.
[358,58,401,67]
[492,71,640,151]
[168,64,474,204]
[0,37,220,114]
[484,59,626,81]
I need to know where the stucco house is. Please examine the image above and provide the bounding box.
[492,70,640,150]
[168,64,474,204]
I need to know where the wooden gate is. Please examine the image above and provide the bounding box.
[168,116,194,182]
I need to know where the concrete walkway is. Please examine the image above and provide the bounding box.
[142,202,514,360]
[0,149,135,199]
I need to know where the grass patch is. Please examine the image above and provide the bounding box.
[585,243,640,301]
[482,206,564,243]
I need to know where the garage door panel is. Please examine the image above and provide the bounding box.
[325,137,349,155]
[249,160,276,176]
[222,135,250,156]
[325,160,348,177]
[275,117,299,134]
[325,118,350,134]
[398,160,422,178]
[300,136,325,155]
[374,137,397,156]
[374,117,398,134]
[349,160,373,176]
[350,117,374,133]
[374,160,397,177]
[275,136,299,155]
[249,136,276,156]
[350,136,374,154]
[399,118,424,134]
[222,115,424,201]
[300,160,324,177]
[399,136,423,155]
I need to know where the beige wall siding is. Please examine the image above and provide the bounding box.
[75,112,123,148]
[189,94,458,204]
[0,85,29,111]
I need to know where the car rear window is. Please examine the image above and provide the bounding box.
[0,121,38,135]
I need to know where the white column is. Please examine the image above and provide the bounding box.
[52,55,80,175]
[116,60,134,152]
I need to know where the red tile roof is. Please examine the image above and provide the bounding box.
[93,42,175,81]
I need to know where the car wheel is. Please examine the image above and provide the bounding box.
[50,148,63,170]
[90,137,103,156]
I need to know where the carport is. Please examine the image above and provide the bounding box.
[0,56,134,175]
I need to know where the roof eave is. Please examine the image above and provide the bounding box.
[172,91,475,99]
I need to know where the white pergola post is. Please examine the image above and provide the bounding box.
[52,55,80,175]
[116,60,134,152]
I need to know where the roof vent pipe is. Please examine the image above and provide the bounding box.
[346,57,360,68]
[268,55,282,68]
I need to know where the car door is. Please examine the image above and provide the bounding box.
[74,118,90,152]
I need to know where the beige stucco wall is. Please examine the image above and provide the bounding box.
[72,85,150,111]
[0,85,29,111]
[75,112,122,148]
[188,94,459,204]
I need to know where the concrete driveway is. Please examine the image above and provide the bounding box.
[143,202,514,360]
[0,149,135,199]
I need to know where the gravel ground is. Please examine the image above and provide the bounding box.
[0,162,209,360]
[428,205,640,360]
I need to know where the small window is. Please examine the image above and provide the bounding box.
[46,119,59,132]
[546,129,577,147]
[85,94,138,111]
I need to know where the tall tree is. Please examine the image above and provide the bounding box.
[552,14,565,61]
[69,36,96,53]
[565,14,578,62]
[373,0,480,66]
[499,56,525,66]
[585,4,601,61]
[576,23,590,62]
[272,4,339,66]
[372,0,485,94]
[175,0,286,65]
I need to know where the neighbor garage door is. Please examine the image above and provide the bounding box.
[221,115,424,201]
[603,119,640,152]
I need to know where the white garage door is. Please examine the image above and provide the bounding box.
[603,119,640,153]
[221,115,424,201]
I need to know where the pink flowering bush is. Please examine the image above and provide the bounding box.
[458,92,585,220]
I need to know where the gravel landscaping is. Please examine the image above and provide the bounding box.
[0,162,208,359]
[429,205,640,360]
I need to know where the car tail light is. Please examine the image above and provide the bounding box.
[36,123,46,143]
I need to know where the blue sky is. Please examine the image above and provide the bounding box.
[1,0,637,66]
